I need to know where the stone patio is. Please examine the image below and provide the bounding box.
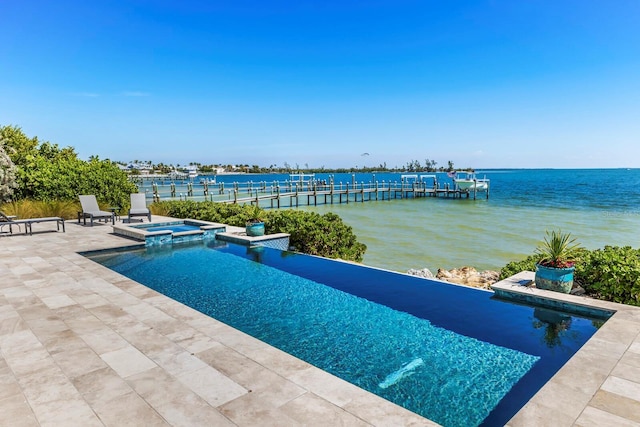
[1,217,639,426]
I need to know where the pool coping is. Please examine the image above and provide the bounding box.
[112,218,226,242]
[491,271,640,426]
[1,217,639,426]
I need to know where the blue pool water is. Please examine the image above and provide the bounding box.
[132,222,200,233]
[87,241,607,427]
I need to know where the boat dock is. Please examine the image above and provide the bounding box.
[142,174,490,208]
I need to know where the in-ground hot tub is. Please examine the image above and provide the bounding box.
[112,219,226,246]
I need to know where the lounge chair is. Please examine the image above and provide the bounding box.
[128,193,151,223]
[79,195,114,226]
[0,211,65,235]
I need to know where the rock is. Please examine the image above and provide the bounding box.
[406,268,435,279]
[570,284,585,296]
[407,266,499,289]
[435,266,499,290]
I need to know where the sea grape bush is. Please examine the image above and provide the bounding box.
[499,255,540,280]
[266,210,367,262]
[500,246,640,307]
[577,246,640,306]
[152,201,367,262]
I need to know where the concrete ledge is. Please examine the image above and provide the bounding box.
[216,231,290,250]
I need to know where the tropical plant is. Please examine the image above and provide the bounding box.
[535,230,582,268]
[246,204,264,224]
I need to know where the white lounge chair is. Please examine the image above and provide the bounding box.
[79,195,114,226]
[128,193,151,222]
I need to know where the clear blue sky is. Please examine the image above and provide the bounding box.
[2,1,639,169]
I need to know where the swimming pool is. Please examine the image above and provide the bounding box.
[86,241,610,426]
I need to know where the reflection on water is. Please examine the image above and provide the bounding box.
[532,308,574,349]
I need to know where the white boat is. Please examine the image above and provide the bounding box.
[452,172,489,192]
[187,168,198,180]
[199,177,217,184]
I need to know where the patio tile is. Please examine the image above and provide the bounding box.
[282,392,371,426]
[52,346,107,379]
[0,394,39,427]
[100,345,157,378]
[220,399,300,426]
[0,315,28,337]
[72,366,133,404]
[601,376,640,402]
[506,401,576,427]
[128,367,235,426]
[574,406,640,427]
[40,328,87,355]
[177,365,247,407]
[612,361,640,383]
[589,389,640,423]
[90,390,170,427]
[0,330,43,355]
[29,396,103,427]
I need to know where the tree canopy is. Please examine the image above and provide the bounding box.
[0,125,137,208]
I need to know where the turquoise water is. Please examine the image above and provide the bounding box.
[134,223,200,233]
[298,169,640,271]
[139,169,640,272]
[89,241,600,426]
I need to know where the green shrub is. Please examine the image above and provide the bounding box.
[576,246,640,306]
[498,254,541,280]
[1,125,137,208]
[265,210,367,262]
[151,201,367,262]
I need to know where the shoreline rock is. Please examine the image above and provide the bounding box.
[407,266,499,290]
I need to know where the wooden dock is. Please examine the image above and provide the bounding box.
[146,177,490,208]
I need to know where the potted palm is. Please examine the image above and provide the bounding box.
[534,230,582,293]
[245,204,265,237]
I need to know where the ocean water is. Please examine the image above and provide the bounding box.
[298,169,640,272]
[142,169,640,272]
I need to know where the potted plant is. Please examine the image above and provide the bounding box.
[245,204,265,237]
[534,230,582,293]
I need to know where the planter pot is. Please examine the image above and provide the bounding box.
[246,222,265,237]
[534,264,575,293]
